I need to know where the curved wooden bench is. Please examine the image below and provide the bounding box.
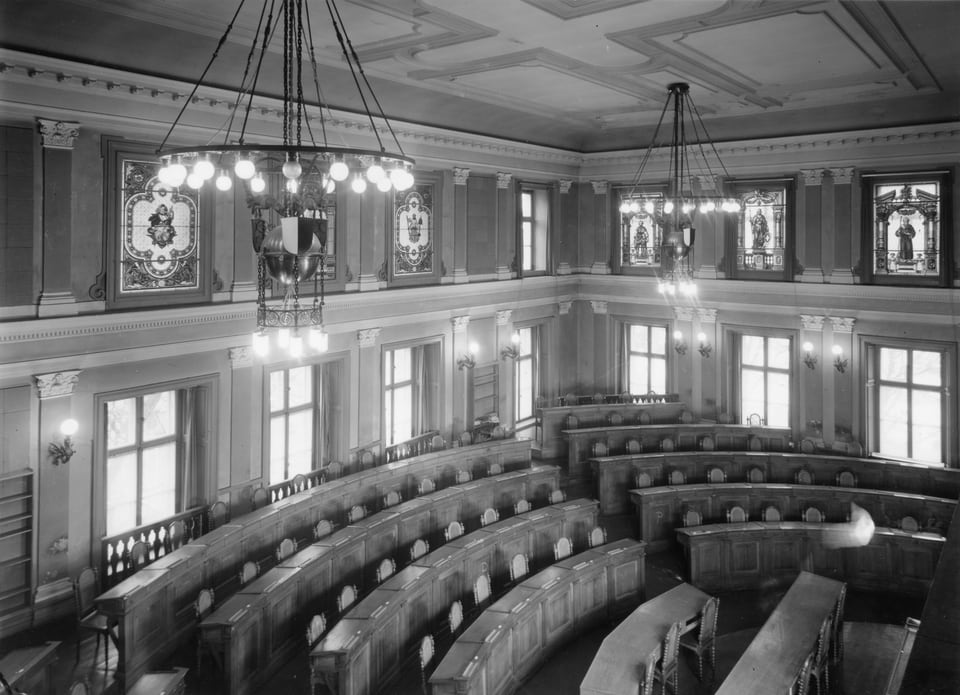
[95,437,532,691]
[310,499,600,695]
[630,483,955,552]
[593,450,960,515]
[431,539,647,695]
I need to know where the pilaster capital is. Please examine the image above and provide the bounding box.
[37,119,80,149]
[830,167,855,185]
[357,327,382,347]
[451,316,470,333]
[590,300,608,314]
[453,167,470,186]
[495,310,512,326]
[800,314,827,331]
[591,180,608,195]
[800,168,828,186]
[829,316,856,334]
[673,307,696,322]
[496,172,513,189]
[559,179,573,194]
[697,308,718,324]
[34,370,82,400]
[228,346,253,368]
[558,300,572,315]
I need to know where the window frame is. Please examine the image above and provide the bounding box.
[860,170,952,287]
[722,177,796,281]
[518,182,552,277]
[620,321,669,396]
[513,325,540,425]
[382,339,443,447]
[612,185,668,276]
[388,173,442,287]
[726,328,797,430]
[266,364,319,484]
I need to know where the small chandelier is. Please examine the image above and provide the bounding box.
[619,83,740,296]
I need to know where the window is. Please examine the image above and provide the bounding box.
[384,343,441,446]
[724,179,794,279]
[519,185,550,274]
[623,324,667,395]
[267,361,343,483]
[393,184,435,278]
[739,334,791,427]
[616,189,664,271]
[867,343,950,465]
[105,390,180,536]
[863,171,950,286]
[514,326,540,422]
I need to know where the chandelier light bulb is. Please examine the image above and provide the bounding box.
[511,331,521,345]
[289,332,304,358]
[215,170,233,191]
[832,345,844,356]
[277,328,291,348]
[250,173,266,193]
[663,201,675,214]
[234,157,256,180]
[704,200,716,212]
[376,177,392,193]
[186,172,204,189]
[282,157,302,180]
[657,282,666,294]
[252,330,270,356]
[193,157,215,180]
[158,164,175,186]
[351,175,367,194]
[330,160,349,181]
[673,330,683,341]
[619,201,630,214]
[395,169,414,191]
[61,418,79,436]
[285,178,299,194]
[324,177,336,194]
[644,201,655,214]
[167,160,188,187]
[682,203,695,214]
[366,162,385,184]
[629,201,641,214]
[803,341,814,353]
[309,327,329,352]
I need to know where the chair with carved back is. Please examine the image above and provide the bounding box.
[790,654,814,695]
[635,471,653,489]
[509,553,530,583]
[679,596,719,682]
[564,414,579,430]
[592,392,604,404]
[487,461,504,476]
[514,499,531,515]
[548,489,566,504]
[305,613,326,648]
[444,520,464,542]
[418,634,436,695]
[359,450,376,470]
[410,538,429,561]
[620,391,633,404]
[747,466,766,483]
[275,537,296,563]
[901,515,920,532]
[376,557,396,583]
[128,540,149,573]
[804,506,825,523]
[808,614,833,695]
[458,431,473,447]
[554,536,573,561]
[836,470,858,487]
[591,440,609,457]
[626,438,643,454]
[238,560,260,586]
[347,504,367,523]
[337,584,358,614]
[480,507,500,527]
[455,469,472,484]
[762,504,782,522]
[448,600,464,637]
[563,392,577,407]
[251,485,269,510]
[473,573,492,611]
[314,519,335,540]
[324,461,343,481]
[491,425,506,440]
[291,473,307,493]
[194,587,216,669]
[383,489,402,508]
[706,467,726,484]
[207,500,229,530]
[588,526,607,548]
[639,650,657,695]
[166,519,187,553]
[683,508,702,527]
[74,567,113,669]
[67,680,91,695]
[795,468,815,485]
[607,412,624,426]
[667,469,685,485]
[431,434,445,451]
[418,477,436,495]
[638,411,653,425]
[653,621,682,695]
[726,505,748,524]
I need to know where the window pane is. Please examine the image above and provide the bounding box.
[270,416,286,483]
[767,338,790,370]
[287,366,312,407]
[629,355,648,395]
[650,357,666,394]
[270,371,286,412]
[912,390,942,463]
[107,398,137,450]
[393,348,411,384]
[878,384,909,458]
[141,443,176,525]
[106,451,138,535]
[912,351,941,387]
[518,327,532,355]
[521,191,532,217]
[650,326,666,355]
[767,372,790,427]
[517,359,533,420]
[880,348,908,382]
[741,368,766,423]
[142,391,176,442]
[742,336,765,366]
[630,325,648,353]
[391,384,413,444]
[287,410,314,476]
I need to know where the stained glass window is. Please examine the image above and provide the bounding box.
[393,185,434,276]
[870,178,942,279]
[618,191,664,269]
[736,187,786,272]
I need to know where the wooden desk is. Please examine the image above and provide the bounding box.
[715,572,844,695]
[677,522,944,595]
[593,450,960,516]
[127,667,188,695]
[97,437,533,691]
[430,539,646,695]
[310,499,600,695]
[566,423,792,476]
[580,584,710,695]
[0,641,60,695]
[630,483,955,552]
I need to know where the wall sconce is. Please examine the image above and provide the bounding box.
[500,345,519,360]
[832,345,848,373]
[673,330,687,355]
[697,332,712,358]
[49,418,78,465]
[458,342,478,370]
[802,341,817,370]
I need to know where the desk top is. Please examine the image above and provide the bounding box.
[127,667,188,695]
[715,572,844,695]
[580,583,709,695]
[0,641,60,685]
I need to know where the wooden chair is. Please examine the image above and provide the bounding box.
[74,568,113,669]
[638,411,653,425]
[667,469,685,485]
[683,508,702,527]
[901,515,920,532]
[726,505,748,523]
[291,473,307,493]
[314,519,335,539]
[679,409,695,424]
[509,553,530,583]
[208,500,228,530]
[67,680,91,695]
[473,573,492,609]
[238,560,259,585]
[679,596,719,682]
[480,507,499,527]
[383,489,402,508]
[548,489,566,504]
[554,536,573,561]
[808,615,833,695]
[620,391,633,404]
[444,520,465,541]
[195,587,215,620]
[790,654,814,695]
[337,584,358,614]
[376,557,396,583]
[419,634,435,695]
[251,485,269,510]
[588,526,607,548]
[455,469,472,484]
[563,392,578,407]
[325,461,343,480]
[706,466,726,483]
[128,540,149,572]
[431,434,445,450]
[458,431,473,447]
[166,519,187,552]
[359,450,376,469]
[635,471,653,488]
[347,504,367,523]
[591,440,609,457]
[514,499,531,515]
[836,470,858,487]
[804,506,825,523]
[564,414,579,429]
[418,477,436,495]
[795,468,815,485]
[626,438,643,454]
[490,425,506,440]
[639,651,658,695]
[608,412,624,426]
[747,466,766,483]
[762,504,782,522]
[592,392,604,404]
[700,435,716,451]
[653,621,682,695]
[410,538,429,561]
[305,613,326,648]
[487,461,504,476]
[276,537,296,562]
[448,600,464,636]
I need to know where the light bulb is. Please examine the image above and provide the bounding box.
[167,161,187,186]
[330,160,349,181]
[324,177,336,194]
[277,328,291,348]
[193,157,215,180]
[289,332,304,358]
[629,201,641,214]
[699,202,709,213]
[682,203,695,214]
[186,172,204,189]
[158,164,175,186]
[215,170,232,191]
[252,330,269,356]
[250,174,266,193]
[803,342,814,353]
[704,200,716,212]
[351,175,367,194]
[511,332,521,345]
[619,202,630,214]
[282,157,302,180]
[657,282,666,294]
[644,201,655,214]
[663,201,674,214]
[234,157,256,180]
[366,162,385,184]
[60,418,79,436]
[697,332,707,343]
[395,169,414,191]
[309,327,329,352]
[376,177,392,192]
[673,330,683,341]
[832,345,844,356]
[285,178,299,194]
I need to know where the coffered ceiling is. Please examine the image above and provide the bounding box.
[1,0,957,151]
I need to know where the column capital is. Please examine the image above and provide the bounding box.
[357,327,382,347]
[558,300,572,315]
[453,167,470,186]
[800,168,828,186]
[34,370,82,400]
[591,180,608,195]
[37,118,80,149]
[829,316,856,333]
[697,308,718,324]
[496,172,513,189]
[559,179,573,194]
[590,300,608,314]
[495,309,512,326]
[673,307,695,322]
[229,346,253,368]
[800,314,827,331]
[451,315,470,333]
[830,167,855,185]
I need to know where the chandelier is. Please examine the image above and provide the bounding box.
[154,0,417,358]
[619,83,740,296]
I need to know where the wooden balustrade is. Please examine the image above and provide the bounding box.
[385,429,443,463]
[266,469,324,504]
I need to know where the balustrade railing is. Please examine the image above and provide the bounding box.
[556,392,681,407]
[267,469,324,504]
[384,430,442,463]
[101,505,207,589]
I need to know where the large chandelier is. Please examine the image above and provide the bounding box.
[619,83,740,296]
[154,0,416,358]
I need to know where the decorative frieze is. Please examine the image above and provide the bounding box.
[228,346,252,368]
[453,167,470,186]
[496,172,513,189]
[495,310,512,326]
[800,315,827,331]
[829,317,856,334]
[451,316,470,333]
[34,370,81,400]
[357,328,382,348]
[37,118,80,149]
